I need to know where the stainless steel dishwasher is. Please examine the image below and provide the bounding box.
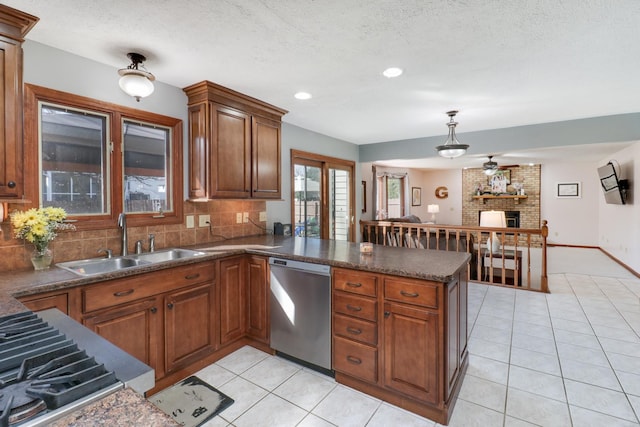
[269,257,332,372]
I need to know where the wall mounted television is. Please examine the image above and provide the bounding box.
[597,161,628,205]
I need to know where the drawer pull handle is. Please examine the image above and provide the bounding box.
[346,327,362,335]
[400,290,419,298]
[346,282,362,288]
[185,273,201,280]
[113,289,134,297]
[347,356,362,365]
[346,304,362,312]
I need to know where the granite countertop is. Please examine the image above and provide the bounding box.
[0,236,469,426]
[50,387,178,427]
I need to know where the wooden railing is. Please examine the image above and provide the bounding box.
[360,220,549,293]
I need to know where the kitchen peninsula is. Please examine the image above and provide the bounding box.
[0,236,469,425]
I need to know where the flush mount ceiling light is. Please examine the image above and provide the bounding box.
[118,52,155,102]
[436,110,469,158]
[382,67,403,78]
[483,155,499,175]
[294,92,312,100]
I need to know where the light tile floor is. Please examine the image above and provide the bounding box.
[190,247,640,426]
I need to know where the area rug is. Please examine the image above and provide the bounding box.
[148,376,234,427]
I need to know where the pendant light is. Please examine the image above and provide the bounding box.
[118,53,155,102]
[436,110,469,159]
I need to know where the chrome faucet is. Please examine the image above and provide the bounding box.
[149,234,155,252]
[117,212,128,256]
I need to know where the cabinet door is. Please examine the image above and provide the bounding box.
[251,116,281,199]
[211,103,251,198]
[383,302,439,405]
[246,255,269,343]
[187,103,209,199]
[218,257,246,346]
[164,283,216,373]
[0,37,23,198]
[83,298,161,377]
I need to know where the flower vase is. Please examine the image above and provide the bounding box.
[31,247,53,270]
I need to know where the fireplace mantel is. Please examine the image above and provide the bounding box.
[472,195,528,204]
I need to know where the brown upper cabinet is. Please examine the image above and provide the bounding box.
[0,5,38,199]
[184,81,287,200]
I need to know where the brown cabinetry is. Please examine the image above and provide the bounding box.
[218,256,246,345]
[184,81,287,200]
[332,267,468,425]
[218,255,270,345]
[0,6,38,198]
[246,255,269,343]
[81,261,216,381]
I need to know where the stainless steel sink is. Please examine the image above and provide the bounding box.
[57,257,151,276]
[131,248,206,263]
[57,248,206,276]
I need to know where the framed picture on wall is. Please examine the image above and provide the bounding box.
[411,187,421,206]
[556,182,581,198]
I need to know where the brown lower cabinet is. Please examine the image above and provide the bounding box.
[332,267,468,425]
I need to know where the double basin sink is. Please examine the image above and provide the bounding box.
[57,248,207,277]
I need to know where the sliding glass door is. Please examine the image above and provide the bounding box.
[291,150,355,241]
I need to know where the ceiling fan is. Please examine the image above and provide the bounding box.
[482,156,519,176]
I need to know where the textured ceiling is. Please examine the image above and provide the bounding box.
[6,0,640,165]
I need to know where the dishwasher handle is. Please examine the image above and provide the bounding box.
[269,257,331,276]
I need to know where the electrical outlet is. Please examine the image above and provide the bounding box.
[185,215,195,229]
[259,211,267,222]
[243,212,249,223]
[198,214,210,227]
[236,213,243,224]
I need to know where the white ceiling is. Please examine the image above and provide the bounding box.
[6,0,640,167]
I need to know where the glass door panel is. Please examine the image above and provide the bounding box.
[329,167,351,241]
[293,163,321,238]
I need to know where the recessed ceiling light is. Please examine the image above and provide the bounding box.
[382,67,403,78]
[294,92,312,100]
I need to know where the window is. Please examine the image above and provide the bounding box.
[25,84,183,228]
[373,168,409,219]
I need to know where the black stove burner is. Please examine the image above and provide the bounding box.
[0,312,118,426]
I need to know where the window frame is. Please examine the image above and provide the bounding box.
[24,84,183,230]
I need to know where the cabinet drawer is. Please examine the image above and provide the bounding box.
[334,313,377,346]
[333,269,378,297]
[384,278,438,309]
[333,336,377,383]
[333,292,377,322]
[83,262,214,313]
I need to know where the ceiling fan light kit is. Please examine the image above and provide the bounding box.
[436,110,469,159]
[483,155,499,175]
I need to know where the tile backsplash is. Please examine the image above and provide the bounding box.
[0,200,267,271]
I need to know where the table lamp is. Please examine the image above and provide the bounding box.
[480,210,506,253]
[427,204,439,223]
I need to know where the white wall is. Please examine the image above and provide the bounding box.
[417,169,463,225]
[541,162,600,246]
[598,143,640,272]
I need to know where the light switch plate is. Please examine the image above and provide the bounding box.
[259,211,267,222]
[243,212,249,223]
[198,214,210,227]
[186,215,195,229]
[236,213,243,223]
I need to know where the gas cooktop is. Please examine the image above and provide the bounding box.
[0,310,153,426]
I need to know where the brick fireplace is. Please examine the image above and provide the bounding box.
[462,164,541,231]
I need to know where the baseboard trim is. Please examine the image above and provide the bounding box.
[547,243,639,278]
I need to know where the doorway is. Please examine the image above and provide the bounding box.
[291,150,356,241]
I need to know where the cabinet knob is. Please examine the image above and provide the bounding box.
[150,307,157,314]
[167,302,174,309]
[384,311,391,318]
[7,181,16,188]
